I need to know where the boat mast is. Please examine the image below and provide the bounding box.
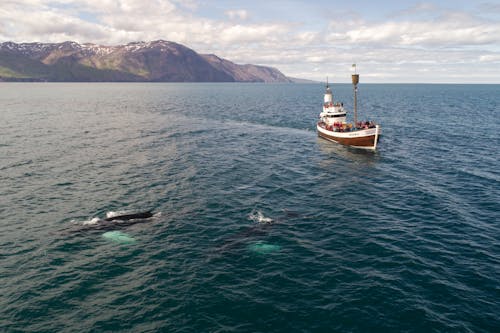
[351,64,359,127]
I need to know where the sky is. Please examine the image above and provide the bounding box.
[1,0,500,83]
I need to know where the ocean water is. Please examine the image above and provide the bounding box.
[1,82,499,332]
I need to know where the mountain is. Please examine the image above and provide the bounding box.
[201,54,290,83]
[287,76,318,84]
[0,40,293,82]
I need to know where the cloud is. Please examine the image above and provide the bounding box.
[296,31,320,44]
[218,24,289,43]
[0,1,499,82]
[479,54,500,62]
[0,1,110,42]
[332,13,500,47]
[225,9,249,20]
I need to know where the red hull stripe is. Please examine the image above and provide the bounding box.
[318,130,376,147]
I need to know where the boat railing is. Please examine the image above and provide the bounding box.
[319,120,377,132]
[355,121,377,129]
[323,102,344,108]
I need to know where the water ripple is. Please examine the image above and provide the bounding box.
[0,83,499,332]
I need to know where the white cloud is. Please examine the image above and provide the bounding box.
[296,31,320,44]
[479,54,500,62]
[218,24,289,43]
[0,1,499,82]
[225,9,249,21]
[335,14,500,47]
[0,1,109,42]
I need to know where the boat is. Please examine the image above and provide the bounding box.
[317,68,380,150]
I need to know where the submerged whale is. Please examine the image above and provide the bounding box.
[211,209,305,256]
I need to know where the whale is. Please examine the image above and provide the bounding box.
[104,211,153,222]
[210,209,307,256]
[102,230,137,244]
[63,210,156,235]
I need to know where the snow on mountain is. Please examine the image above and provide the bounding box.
[0,40,292,82]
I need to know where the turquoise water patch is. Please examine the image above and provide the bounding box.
[102,231,136,244]
[248,241,281,254]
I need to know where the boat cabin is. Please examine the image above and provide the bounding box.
[319,83,346,125]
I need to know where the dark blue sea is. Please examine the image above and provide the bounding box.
[1,83,499,332]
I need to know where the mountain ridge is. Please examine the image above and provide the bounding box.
[0,40,293,83]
